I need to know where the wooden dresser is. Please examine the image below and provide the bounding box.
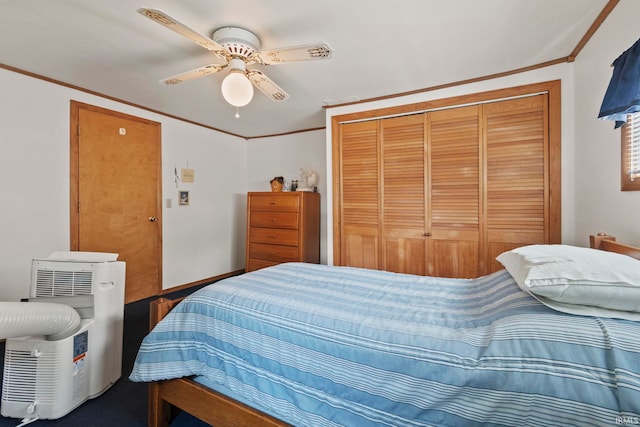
[246,191,320,272]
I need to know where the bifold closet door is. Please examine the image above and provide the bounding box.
[427,105,482,278]
[334,88,558,277]
[380,114,427,275]
[484,94,549,273]
[338,120,380,269]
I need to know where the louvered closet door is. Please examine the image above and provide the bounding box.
[484,94,548,273]
[427,105,482,277]
[381,114,427,275]
[338,120,380,269]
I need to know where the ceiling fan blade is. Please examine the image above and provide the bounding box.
[255,43,332,65]
[247,70,290,101]
[160,64,226,85]
[137,8,224,53]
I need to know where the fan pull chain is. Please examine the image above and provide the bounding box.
[235,107,240,119]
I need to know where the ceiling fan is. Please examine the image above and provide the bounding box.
[137,8,333,112]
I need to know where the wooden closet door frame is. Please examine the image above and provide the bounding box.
[332,80,561,267]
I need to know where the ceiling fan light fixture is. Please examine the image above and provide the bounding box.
[221,58,254,107]
[138,9,332,109]
[221,71,253,107]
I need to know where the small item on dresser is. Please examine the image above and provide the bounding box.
[290,180,298,191]
[297,169,318,191]
[270,176,284,192]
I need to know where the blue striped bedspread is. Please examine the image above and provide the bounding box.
[130,262,640,427]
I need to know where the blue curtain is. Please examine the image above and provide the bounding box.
[598,37,640,128]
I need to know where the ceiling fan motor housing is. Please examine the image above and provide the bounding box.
[212,27,261,59]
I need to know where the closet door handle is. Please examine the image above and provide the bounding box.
[423,232,432,237]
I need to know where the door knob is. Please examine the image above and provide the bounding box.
[149,216,158,222]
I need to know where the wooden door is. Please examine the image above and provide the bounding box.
[333,83,561,278]
[483,95,548,273]
[380,114,427,275]
[70,102,162,303]
[427,105,482,278]
[337,120,380,269]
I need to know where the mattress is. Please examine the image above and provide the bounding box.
[130,262,640,426]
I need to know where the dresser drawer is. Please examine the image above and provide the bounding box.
[250,212,298,229]
[249,243,299,262]
[250,194,300,212]
[249,227,298,246]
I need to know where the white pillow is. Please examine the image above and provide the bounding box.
[496,244,640,319]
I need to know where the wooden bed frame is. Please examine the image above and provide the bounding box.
[146,234,640,427]
[147,297,290,427]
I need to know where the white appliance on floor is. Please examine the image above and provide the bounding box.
[1,252,125,422]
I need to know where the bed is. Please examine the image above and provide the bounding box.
[130,234,640,426]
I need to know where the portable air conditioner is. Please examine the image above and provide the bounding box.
[1,252,125,421]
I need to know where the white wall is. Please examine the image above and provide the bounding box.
[573,0,640,247]
[325,64,576,264]
[246,130,328,263]
[161,120,247,289]
[0,67,247,301]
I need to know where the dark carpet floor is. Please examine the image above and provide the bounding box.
[0,286,210,427]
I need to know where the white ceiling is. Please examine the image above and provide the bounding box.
[0,0,610,139]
